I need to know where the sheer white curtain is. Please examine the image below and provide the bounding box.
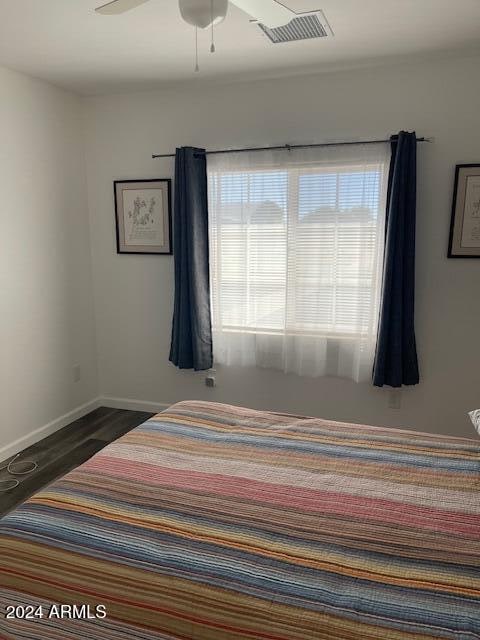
[207,143,390,382]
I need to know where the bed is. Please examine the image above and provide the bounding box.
[0,400,479,639]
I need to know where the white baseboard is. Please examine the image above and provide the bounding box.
[0,397,102,462]
[0,396,171,463]
[99,396,170,415]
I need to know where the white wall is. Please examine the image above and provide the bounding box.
[0,66,98,457]
[84,54,480,438]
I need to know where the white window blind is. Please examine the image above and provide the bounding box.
[207,143,390,382]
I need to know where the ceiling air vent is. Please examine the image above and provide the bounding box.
[258,11,331,44]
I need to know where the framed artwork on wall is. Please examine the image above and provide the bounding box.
[448,164,480,258]
[114,179,172,255]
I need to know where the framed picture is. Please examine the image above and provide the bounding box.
[114,179,172,255]
[448,164,480,258]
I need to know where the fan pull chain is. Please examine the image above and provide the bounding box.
[194,27,199,72]
[210,0,216,53]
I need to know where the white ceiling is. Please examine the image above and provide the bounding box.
[0,0,479,95]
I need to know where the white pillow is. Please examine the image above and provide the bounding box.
[468,409,480,435]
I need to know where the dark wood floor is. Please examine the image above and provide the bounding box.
[0,407,153,518]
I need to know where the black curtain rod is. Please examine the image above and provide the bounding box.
[152,137,431,159]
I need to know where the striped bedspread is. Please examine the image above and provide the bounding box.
[0,401,479,639]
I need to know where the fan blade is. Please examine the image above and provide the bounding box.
[230,0,293,28]
[95,0,150,15]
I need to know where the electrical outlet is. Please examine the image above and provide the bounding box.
[205,375,216,388]
[388,389,401,409]
[73,364,81,383]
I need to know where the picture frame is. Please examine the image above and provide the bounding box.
[114,179,172,255]
[448,164,480,258]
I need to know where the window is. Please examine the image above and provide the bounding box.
[207,144,390,382]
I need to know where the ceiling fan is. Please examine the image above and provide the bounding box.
[95,0,294,30]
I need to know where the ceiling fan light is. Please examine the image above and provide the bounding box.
[179,0,228,29]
